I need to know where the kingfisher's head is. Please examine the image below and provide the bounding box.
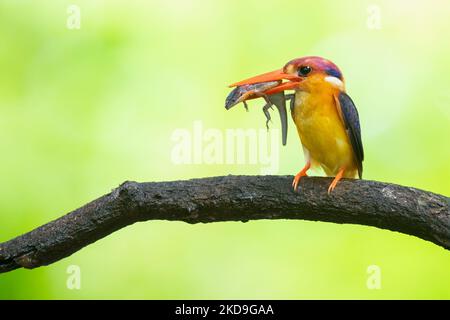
[229,56,345,93]
[282,56,344,91]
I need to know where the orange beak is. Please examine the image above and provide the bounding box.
[229,68,301,93]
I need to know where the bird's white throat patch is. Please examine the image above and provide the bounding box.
[325,76,344,90]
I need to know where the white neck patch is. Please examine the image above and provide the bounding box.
[325,76,344,90]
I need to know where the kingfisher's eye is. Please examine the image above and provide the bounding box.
[298,65,312,76]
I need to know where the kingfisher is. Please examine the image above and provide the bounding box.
[227,56,364,193]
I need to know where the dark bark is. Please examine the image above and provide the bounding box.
[0,176,449,273]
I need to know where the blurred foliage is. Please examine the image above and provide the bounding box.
[0,0,449,299]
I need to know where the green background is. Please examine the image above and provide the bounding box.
[1,0,449,299]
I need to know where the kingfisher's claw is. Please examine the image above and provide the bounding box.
[292,162,311,191]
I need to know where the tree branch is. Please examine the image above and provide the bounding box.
[0,176,449,273]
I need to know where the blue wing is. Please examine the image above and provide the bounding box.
[336,92,364,178]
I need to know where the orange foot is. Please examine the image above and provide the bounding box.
[328,167,345,194]
[292,161,311,191]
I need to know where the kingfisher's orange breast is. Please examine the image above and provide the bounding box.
[291,83,358,178]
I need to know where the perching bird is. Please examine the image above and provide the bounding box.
[228,56,364,193]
